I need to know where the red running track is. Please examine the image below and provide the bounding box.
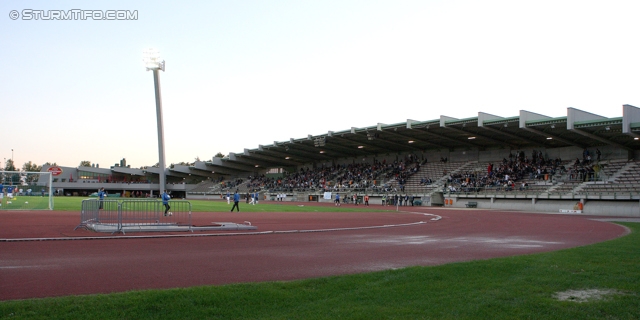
[0,205,628,301]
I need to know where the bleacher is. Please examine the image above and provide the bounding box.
[600,159,627,179]
[185,154,640,201]
[546,181,582,196]
[187,179,230,195]
[399,161,477,194]
[332,164,406,193]
[575,160,640,197]
[188,180,217,193]
[436,157,640,201]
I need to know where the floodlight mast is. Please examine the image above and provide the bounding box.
[143,48,167,196]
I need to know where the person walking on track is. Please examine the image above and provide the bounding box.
[230,190,240,212]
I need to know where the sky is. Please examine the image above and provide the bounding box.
[1,0,639,170]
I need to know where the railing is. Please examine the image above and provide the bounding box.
[76,199,192,234]
[442,189,640,200]
[560,171,609,183]
[545,191,640,200]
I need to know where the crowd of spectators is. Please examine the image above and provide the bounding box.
[443,149,607,193]
[261,161,389,192]
[214,149,605,196]
[445,150,568,193]
[383,154,422,192]
[567,148,603,182]
[233,154,424,193]
[218,177,244,191]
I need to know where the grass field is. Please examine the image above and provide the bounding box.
[38,196,392,213]
[0,195,51,211]
[0,199,638,319]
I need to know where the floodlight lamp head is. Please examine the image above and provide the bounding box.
[143,48,165,71]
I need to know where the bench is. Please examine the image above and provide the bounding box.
[465,201,478,208]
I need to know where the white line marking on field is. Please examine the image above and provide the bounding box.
[0,265,48,269]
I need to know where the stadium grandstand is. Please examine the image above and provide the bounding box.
[40,105,640,216]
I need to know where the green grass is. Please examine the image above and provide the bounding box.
[0,215,638,319]
[47,196,390,213]
[0,197,50,211]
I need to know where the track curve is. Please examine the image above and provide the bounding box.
[0,207,627,301]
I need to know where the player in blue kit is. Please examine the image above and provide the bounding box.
[7,185,14,200]
[162,190,172,216]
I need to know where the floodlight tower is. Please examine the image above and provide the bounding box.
[143,48,167,196]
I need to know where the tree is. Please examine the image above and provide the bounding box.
[22,161,42,183]
[23,161,41,172]
[214,152,225,158]
[4,159,16,171]
[80,160,92,167]
[3,159,19,184]
[43,162,58,167]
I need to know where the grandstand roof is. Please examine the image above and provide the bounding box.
[64,105,640,181]
[205,105,639,174]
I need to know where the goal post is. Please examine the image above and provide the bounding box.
[0,171,53,210]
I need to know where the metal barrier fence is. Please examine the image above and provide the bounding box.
[76,199,192,234]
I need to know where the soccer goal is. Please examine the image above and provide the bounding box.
[0,171,53,210]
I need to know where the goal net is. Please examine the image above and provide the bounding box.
[0,171,53,210]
